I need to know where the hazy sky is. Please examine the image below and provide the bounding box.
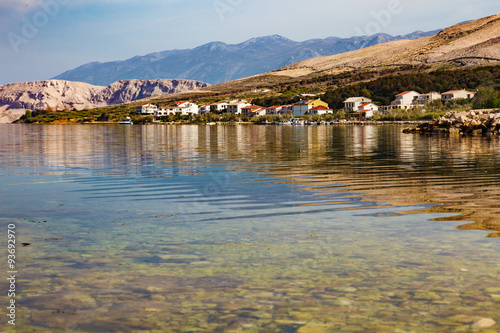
[0,0,498,85]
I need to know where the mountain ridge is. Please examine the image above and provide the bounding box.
[0,79,209,123]
[52,31,440,86]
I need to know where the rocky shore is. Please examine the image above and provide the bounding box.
[404,109,500,135]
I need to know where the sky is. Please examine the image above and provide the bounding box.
[0,0,498,85]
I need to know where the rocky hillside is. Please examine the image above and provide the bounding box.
[269,14,500,79]
[0,79,209,122]
[52,32,438,86]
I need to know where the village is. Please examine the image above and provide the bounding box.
[136,89,477,121]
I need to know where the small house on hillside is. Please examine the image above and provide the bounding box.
[209,102,228,113]
[417,92,442,105]
[266,105,284,115]
[309,105,333,115]
[293,99,329,116]
[349,102,378,118]
[227,101,251,115]
[344,97,372,113]
[241,105,265,118]
[280,104,294,115]
[160,102,199,117]
[391,91,420,110]
[199,105,210,114]
[441,90,476,102]
[136,104,158,115]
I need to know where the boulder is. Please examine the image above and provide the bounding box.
[405,109,500,135]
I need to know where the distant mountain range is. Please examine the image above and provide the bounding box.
[52,31,440,86]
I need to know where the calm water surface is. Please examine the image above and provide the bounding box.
[0,124,499,332]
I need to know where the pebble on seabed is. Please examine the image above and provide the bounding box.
[471,317,496,329]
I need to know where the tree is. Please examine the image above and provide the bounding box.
[206,113,220,122]
[97,112,110,121]
[221,113,237,122]
[23,110,32,118]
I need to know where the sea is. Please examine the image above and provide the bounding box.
[0,124,499,332]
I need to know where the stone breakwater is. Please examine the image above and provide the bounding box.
[403,109,500,135]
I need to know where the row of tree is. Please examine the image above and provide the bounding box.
[250,65,500,110]
[322,65,500,109]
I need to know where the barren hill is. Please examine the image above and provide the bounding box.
[0,79,209,123]
[269,14,500,79]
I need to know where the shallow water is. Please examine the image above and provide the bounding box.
[0,124,499,332]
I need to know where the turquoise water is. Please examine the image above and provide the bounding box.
[0,124,499,332]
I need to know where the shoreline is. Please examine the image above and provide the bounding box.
[7,120,431,126]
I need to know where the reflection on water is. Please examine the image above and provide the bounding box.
[0,124,499,332]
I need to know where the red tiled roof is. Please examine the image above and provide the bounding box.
[359,103,371,107]
[396,91,416,96]
[242,105,262,109]
[310,105,332,111]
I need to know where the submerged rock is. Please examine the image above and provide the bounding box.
[471,317,496,329]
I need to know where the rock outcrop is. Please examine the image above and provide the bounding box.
[0,79,209,123]
[404,109,500,135]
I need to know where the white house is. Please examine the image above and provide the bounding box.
[199,105,210,114]
[209,102,228,113]
[349,102,378,118]
[266,105,284,115]
[155,107,168,117]
[251,108,267,117]
[309,105,333,115]
[344,97,372,113]
[177,101,199,114]
[441,90,476,102]
[241,105,265,118]
[417,92,442,105]
[227,101,251,115]
[391,91,420,110]
[280,104,294,115]
[136,104,158,115]
[160,101,199,117]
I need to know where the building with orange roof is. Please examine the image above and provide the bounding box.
[390,91,420,110]
[344,97,372,113]
[441,90,476,102]
[227,101,251,115]
[348,102,378,118]
[209,102,229,113]
[241,105,265,118]
[265,105,284,115]
[309,105,333,115]
[293,99,329,116]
